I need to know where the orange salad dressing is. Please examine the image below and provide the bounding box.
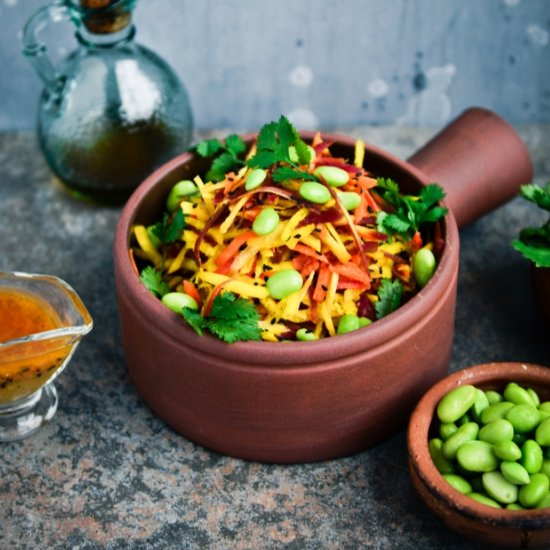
[0,288,71,404]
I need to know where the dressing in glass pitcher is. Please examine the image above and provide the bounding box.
[23,0,193,204]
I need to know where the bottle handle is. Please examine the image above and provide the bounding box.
[22,1,74,99]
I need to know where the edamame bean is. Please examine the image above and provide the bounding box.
[482,471,518,504]
[480,401,514,424]
[296,328,318,341]
[521,440,543,474]
[506,503,525,510]
[541,458,550,479]
[485,390,503,405]
[288,145,315,165]
[468,492,501,508]
[536,492,550,509]
[166,180,198,212]
[519,473,549,508]
[494,440,522,462]
[245,168,267,191]
[266,269,303,300]
[413,248,436,288]
[456,440,499,472]
[443,422,479,460]
[439,422,458,440]
[299,181,331,204]
[337,191,362,210]
[161,291,199,313]
[437,384,477,424]
[539,402,550,413]
[504,382,536,406]
[528,388,541,407]
[501,461,530,485]
[535,417,550,446]
[336,314,371,334]
[472,388,490,421]
[505,404,540,433]
[479,419,514,444]
[252,207,279,236]
[313,166,349,187]
[443,474,472,494]
[428,438,455,475]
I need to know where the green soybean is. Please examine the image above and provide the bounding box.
[485,390,503,405]
[161,291,198,313]
[479,419,514,444]
[443,474,472,495]
[439,422,458,440]
[337,314,370,334]
[536,492,550,509]
[337,191,362,210]
[166,180,198,212]
[443,422,479,460]
[505,404,540,433]
[296,328,318,341]
[541,458,550,479]
[313,166,349,187]
[428,438,455,475]
[521,440,544,474]
[506,503,525,510]
[245,168,267,191]
[437,384,477,424]
[253,207,279,236]
[535,417,550,446]
[482,471,518,504]
[266,269,303,300]
[456,440,499,472]
[288,145,315,165]
[472,388,490,421]
[519,473,549,508]
[299,181,331,204]
[413,248,436,288]
[501,461,531,485]
[539,402,550,413]
[468,492,501,508]
[504,382,536,406]
[528,388,541,407]
[480,401,515,424]
[494,440,522,462]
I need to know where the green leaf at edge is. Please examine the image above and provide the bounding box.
[512,239,550,268]
[140,266,170,298]
[375,279,403,319]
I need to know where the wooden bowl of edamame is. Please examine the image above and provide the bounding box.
[408,362,550,548]
[114,108,532,463]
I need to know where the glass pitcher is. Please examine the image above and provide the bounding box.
[23,0,193,204]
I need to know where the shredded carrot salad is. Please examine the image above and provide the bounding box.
[131,122,445,343]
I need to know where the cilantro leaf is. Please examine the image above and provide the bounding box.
[375,279,403,319]
[512,239,550,268]
[196,138,222,158]
[151,208,186,244]
[140,266,170,298]
[519,183,550,212]
[376,178,447,239]
[246,115,315,183]
[195,134,246,181]
[181,292,262,343]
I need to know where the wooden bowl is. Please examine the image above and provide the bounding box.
[114,108,532,463]
[407,362,550,548]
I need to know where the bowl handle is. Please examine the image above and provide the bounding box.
[407,107,533,229]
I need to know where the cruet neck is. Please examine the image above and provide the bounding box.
[73,0,136,38]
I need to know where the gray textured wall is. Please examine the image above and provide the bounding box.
[1,0,549,132]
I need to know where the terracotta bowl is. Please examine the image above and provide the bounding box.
[532,266,550,333]
[114,108,532,463]
[407,362,550,548]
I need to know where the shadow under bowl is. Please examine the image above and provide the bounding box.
[407,362,550,549]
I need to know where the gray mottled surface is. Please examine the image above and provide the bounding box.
[1,125,549,550]
[2,0,550,131]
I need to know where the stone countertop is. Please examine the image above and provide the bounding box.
[1,125,549,550]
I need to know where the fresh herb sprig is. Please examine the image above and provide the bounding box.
[376,178,447,239]
[181,292,262,343]
[196,134,247,181]
[150,208,186,245]
[375,278,403,319]
[246,116,317,183]
[512,182,550,268]
[140,266,170,298]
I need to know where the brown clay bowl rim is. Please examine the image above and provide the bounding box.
[407,361,550,529]
[114,131,459,366]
